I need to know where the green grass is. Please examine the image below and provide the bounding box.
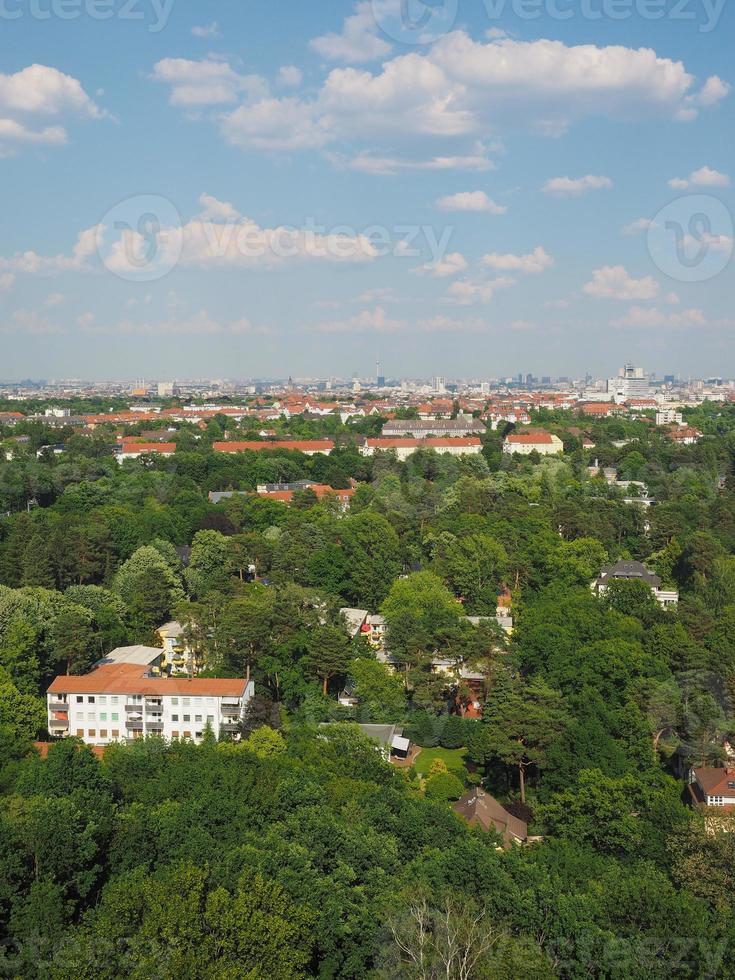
[414,746,467,778]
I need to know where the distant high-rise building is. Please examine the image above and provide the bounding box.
[433,375,446,393]
[608,364,650,401]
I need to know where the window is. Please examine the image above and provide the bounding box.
[171,731,179,738]
[76,729,84,737]
[99,696,106,704]
[183,698,190,707]
[207,715,214,724]
[111,713,119,722]
[88,729,96,737]
[171,714,179,722]
[183,714,190,722]
[111,696,118,705]
[88,696,95,704]
[87,712,96,722]
[183,731,191,738]
[76,696,84,703]
[100,729,107,738]
[100,712,107,722]
[171,697,179,705]
[111,730,119,738]
[195,714,202,723]
[195,731,202,739]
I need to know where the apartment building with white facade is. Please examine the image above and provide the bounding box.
[47,646,253,747]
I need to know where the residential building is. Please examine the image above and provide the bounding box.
[503,432,564,456]
[592,559,678,607]
[115,441,176,463]
[453,790,528,846]
[212,440,334,456]
[381,417,486,439]
[688,767,735,809]
[668,426,702,446]
[47,648,253,746]
[656,410,684,426]
[360,437,483,460]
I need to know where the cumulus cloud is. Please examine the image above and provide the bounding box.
[315,306,405,333]
[156,34,726,156]
[668,166,730,190]
[310,2,392,63]
[151,58,268,107]
[583,265,660,301]
[0,273,14,292]
[82,311,273,336]
[444,276,515,305]
[481,246,553,274]
[339,150,497,176]
[610,306,706,328]
[436,191,506,214]
[277,65,304,88]
[412,252,468,278]
[543,175,613,197]
[0,225,101,275]
[191,22,220,39]
[622,217,654,236]
[0,64,105,154]
[100,194,379,275]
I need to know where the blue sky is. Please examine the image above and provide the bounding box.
[0,0,733,380]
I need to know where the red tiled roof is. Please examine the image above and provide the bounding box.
[119,442,176,454]
[48,663,248,697]
[213,440,334,453]
[505,432,554,444]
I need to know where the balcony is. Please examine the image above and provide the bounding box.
[219,720,241,732]
[221,701,241,714]
[145,700,164,712]
[125,703,144,711]
[146,719,164,730]
[48,699,68,710]
[125,718,143,730]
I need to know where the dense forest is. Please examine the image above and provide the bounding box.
[1,400,735,977]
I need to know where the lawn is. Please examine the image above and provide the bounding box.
[413,746,468,778]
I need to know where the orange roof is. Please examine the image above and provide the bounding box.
[367,437,481,449]
[119,442,176,454]
[34,740,105,759]
[505,432,554,444]
[48,663,248,697]
[213,440,334,453]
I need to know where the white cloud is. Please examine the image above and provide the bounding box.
[101,195,379,275]
[357,286,399,302]
[43,292,65,308]
[668,166,730,190]
[7,308,61,334]
[0,273,14,292]
[436,191,506,214]
[151,58,268,107]
[611,306,706,328]
[0,64,104,154]
[482,246,553,274]
[622,217,653,236]
[340,150,496,176]
[160,33,726,156]
[543,175,613,197]
[315,306,405,333]
[413,252,468,278]
[583,265,660,300]
[310,2,392,63]
[544,298,569,310]
[0,225,100,275]
[444,276,515,305]
[665,292,680,305]
[191,21,220,39]
[277,65,304,88]
[81,310,273,336]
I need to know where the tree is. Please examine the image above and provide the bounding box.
[305,624,351,696]
[113,546,185,637]
[50,605,95,675]
[341,511,401,608]
[349,658,406,722]
[185,530,233,597]
[21,534,55,589]
[0,670,46,741]
[441,533,508,613]
[245,726,286,759]
[424,770,465,802]
[469,677,568,803]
